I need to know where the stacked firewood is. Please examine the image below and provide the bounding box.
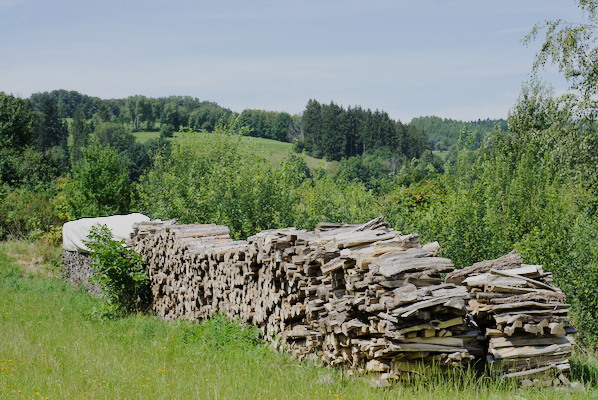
[61,249,101,295]
[60,216,577,384]
[129,220,251,321]
[129,217,480,377]
[446,251,575,386]
[255,220,482,375]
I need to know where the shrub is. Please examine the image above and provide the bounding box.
[136,133,297,239]
[60,139,132,219]
[0,185,64,242]
[84,224,150,318]
[292,175,378,230]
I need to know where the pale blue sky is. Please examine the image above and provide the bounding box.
[0,0,585,122]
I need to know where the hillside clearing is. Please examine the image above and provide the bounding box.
[131,130,336,171]
[132,130,161,143]
[172,131,336,172]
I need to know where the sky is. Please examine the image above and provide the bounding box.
[0,0,587,122]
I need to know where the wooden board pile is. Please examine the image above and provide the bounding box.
[248,218,480,376]
[446,251,575,386]
[129,217,481,378]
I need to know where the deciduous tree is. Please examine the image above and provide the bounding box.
[0,92,34,150]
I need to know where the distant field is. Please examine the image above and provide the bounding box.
[238,135,335,171]
[132,131,161,144]
[172,131,336,172]
[131,130,335,171]
[432,150,449,161]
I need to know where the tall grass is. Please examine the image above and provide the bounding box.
[0,242,596,399]
[1,240,61,277]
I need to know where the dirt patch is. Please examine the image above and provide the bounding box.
[3,241,60,278]
[11,254,56,278]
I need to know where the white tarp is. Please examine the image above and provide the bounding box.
[62,213,150,252]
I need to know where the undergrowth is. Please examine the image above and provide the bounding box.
[84,224,150,318]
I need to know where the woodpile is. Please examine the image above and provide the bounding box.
[129,217,480,378]
[128,220,250,321]
[61,249,101,295]
[58,216,575,384]
[446,251,575,386]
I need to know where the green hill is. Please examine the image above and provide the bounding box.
[173,131,336,172]
[132,130,335,171]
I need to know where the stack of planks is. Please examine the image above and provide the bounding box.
[129,217,479,378]
[249,219,481,376]
[446,251,575,386]
[126,218,575,384]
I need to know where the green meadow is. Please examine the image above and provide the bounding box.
[132,130,335,172]
[173,131,335,171]
[132,130,161,144]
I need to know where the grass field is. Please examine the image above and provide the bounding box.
[172,131,336,172]
[132,131,161,144]
[432,150,449,161]
[1,242,596,400]
[131,130,335,171]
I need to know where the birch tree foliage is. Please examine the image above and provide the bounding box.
[522,1,598,202]
[525,0,598,100]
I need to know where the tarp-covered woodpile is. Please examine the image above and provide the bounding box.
[446,251,575,386]
[61,213,150,293]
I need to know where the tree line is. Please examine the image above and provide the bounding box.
[410,116,507,151]
[29,90,234,134]
[0,89,449,204]
[23,90,506,157]
[297,100,429,161]
[27,90,300,141]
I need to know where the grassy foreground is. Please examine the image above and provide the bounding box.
[0,242,596,400]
